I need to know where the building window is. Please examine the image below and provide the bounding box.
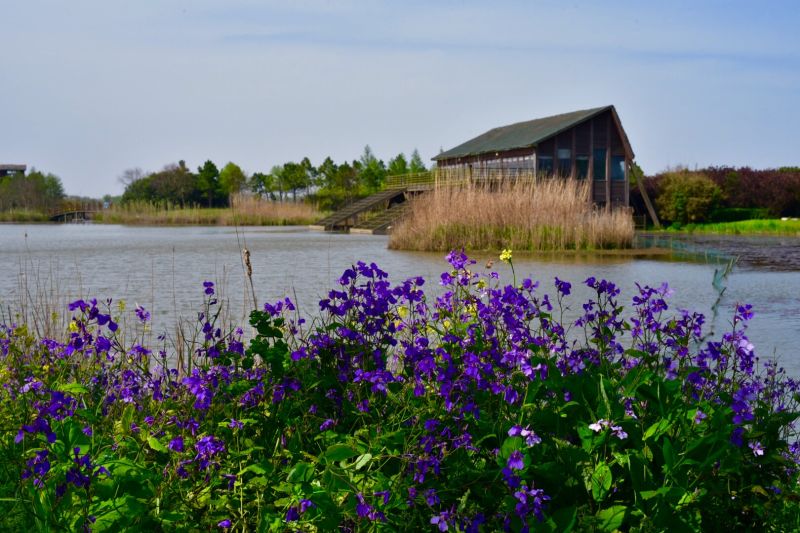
[576,156,589,179]
[557,148,571,177]
[611,155,625,181]
[593,148,606,180]
[537,155,553,175]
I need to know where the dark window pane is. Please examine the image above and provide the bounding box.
[593,148,606,180]
[557,148,571,177]
[576,156,589,179]
[611,155,625,181]
[537,156,553,175]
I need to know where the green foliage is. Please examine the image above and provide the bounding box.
[708,207,770,223]
[0,169,65,212]
[122,162,201,206]
[196,160,225,207]
[387,153,409,176]
[218,162,247,198]
[656,171,722,224]
[409,149,427,174]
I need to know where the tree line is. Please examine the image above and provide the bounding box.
[0,170,65,212]
[120,147,428,210]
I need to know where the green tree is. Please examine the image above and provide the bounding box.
[219,162,247,200]
[197,160,221,207]
[150,163,197,205]
[316,157,338,190]
[281,158,314,201]
[358,145,387,192]
[387,153,409,176]
[656,171,723,225]
[250,172,276,199]
[409,149,427,174]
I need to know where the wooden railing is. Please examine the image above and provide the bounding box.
[384,172,436,189]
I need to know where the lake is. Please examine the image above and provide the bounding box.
[1,224,799,374]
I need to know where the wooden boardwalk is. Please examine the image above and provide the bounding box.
[49,209,97,222]
[309,172,438,234]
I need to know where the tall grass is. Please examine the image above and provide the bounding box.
[94,194,322,226]
[0,209,49,222]
[389,177,634,251]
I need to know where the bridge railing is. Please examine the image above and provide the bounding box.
[384,172,436,189]
[384,169,543,191]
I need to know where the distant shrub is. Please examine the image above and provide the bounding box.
[655,172,722,225]
[708,207,770,223]
[704,167,800,217]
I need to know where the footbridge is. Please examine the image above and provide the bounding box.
[309,172,433,234]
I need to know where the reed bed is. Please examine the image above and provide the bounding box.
[0,209,49,222]
[389,178,634,251]
[94,194,321,226]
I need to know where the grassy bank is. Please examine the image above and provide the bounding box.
[0,209,49,222]
[661,218,800,236]
[389,178,634,251]
[94,194,322,226]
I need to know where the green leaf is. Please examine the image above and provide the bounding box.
[544,505,578,533]
[643,418,672,441]
[354,453,372,470]
[54,382,88,394]
[324,444,359,463]
[662,438,676,473]
[591,461,613,502]
[147,436,168,453]
[596,505,627,532]
[500,437,523,461]
[287,461,314,483]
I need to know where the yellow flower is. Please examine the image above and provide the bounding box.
[118,300,126,312]
[476,279,487,290]
[500,249,513,263]
[397,305,409,319]
[68,320,79,333]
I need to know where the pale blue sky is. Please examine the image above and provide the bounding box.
[1,1,798,196]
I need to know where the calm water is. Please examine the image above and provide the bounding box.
[1,224,799,374]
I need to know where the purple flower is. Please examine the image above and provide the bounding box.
[431,510,452,531]
[203,281,215,295]
[507,450,525,471]
[217,519,231,528]
[749,441,765,457]
[135,305,151,323]
[319,419,335,431]
[693,410,707,424]
[508,425,542,446]
[425,488,440,506]
[168,437,184,453]
[554,277,572,296]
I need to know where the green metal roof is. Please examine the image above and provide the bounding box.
[433,106,613,161]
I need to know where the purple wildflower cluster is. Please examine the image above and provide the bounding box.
[2,252,799,530]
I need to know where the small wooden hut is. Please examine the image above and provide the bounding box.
[0,164,27,178]
[433,106,634,207]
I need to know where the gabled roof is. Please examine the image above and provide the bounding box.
[0,164,27,171]
[434,106,630,161]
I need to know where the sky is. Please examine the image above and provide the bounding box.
[1,0,799,197]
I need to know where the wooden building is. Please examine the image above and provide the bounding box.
[433,106,634,207]
[0,164,27,178]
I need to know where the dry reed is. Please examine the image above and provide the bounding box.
[388,177,634,251]
[94,194,321,226]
